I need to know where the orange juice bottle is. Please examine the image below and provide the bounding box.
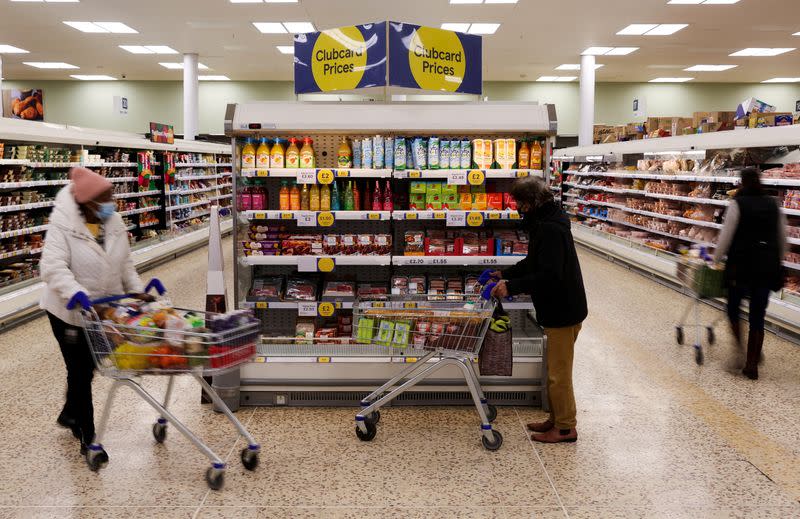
[279,180,290,210]
[309,183,320,211]
[300,138,315,168]
[337,137,352,168]
[270,138,285,169]
[256,137,270,170]
[518,141,530,169]
[286,138,300,168]
[531,140,543,171]
[241,138,256,170]
[289,181,300,210]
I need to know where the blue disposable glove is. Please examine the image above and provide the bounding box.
[67,291,92,310]
[144,278,166,295]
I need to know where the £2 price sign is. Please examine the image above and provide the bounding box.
[467,170,485,185]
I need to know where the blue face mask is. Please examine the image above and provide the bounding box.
[93,201,116,221]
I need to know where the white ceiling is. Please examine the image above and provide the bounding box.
[1,0,799,83]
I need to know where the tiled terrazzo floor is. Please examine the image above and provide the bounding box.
[0,239,798,519]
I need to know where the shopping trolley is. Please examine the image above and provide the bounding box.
[675,258,726,365]
[352,274,504,451]
[73,279,261,490]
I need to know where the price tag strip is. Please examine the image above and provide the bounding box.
[297,169,317,184]
[446,212,466,227]
[298,302,318,317]
[447,170,467,185]
[296,211,316,227]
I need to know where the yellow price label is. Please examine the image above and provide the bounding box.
[488,212,501,220]
[408,171,422,179]
[433,211,445,219]
[256,170,269,177]
[254,356,267,363]
[317,257,335,272]
[254,212,266,220]
[405,212,418,220]
[405,357,418,363]
[317,169,334,184]
[336,170,350,177]
[317,356,331,363]
[516,170,530,178]
[466,212,484,227]
[373,301,386,308]
[280,212,294,220]
[255,301,268,309]
[509,212,521,219]
[317,302,335,317]
[468,170,485,186]
[368,212,381,220]
[403,302,418,309]
[317,211,335,227]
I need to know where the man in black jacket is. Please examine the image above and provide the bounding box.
[491,177,588,443]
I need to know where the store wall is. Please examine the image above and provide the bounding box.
[3,79,798,136]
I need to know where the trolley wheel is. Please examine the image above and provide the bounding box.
[486,404,498,423]
[707,327,715,345]
[676,326,684,345]
[481,430,504,451]
[85,448,108,472]
[355,422,377,442]
[152,422,167,444]
[694,346,704,366]
[205,468,225,491]
[364,410,380,426]
[240,448,259,471]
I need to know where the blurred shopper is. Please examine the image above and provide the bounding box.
[714,168,786,380]
[40,167,146,457]
[490,177,588,443]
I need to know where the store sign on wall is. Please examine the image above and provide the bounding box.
[294,22,387,94]
[388,21,482,95]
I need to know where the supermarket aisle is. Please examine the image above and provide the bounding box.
[0,241,799,518]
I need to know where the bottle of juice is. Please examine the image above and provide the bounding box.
[352,181,361,211]
[309,183,320,211]
[518,140,530,169]
[289,181,300,210]
[279,180,290,210]
[238,183,252,210]
[270,138,285,168]
[331,180,341,211]
[343,181,354,211]
[241,138,256,170]
[531,140,543,171]
[383,180,394,212]
[256,137,270,170]
[286,138,300,168]
[372,181,382,211]
[251,181,266,210]
[337,137,352,168]
[300,138,315,168]
[320,183,331,211]
[300,183,310,210]
[363,182,372,210]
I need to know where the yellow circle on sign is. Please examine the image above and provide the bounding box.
[311,27,368,92]
[318,302,335,317]
[408,27,466,92]
[468,170,485,185]
[317,169,334,184]
[317,211,335,227]
[467,212,484,227]
[318,257,335,272]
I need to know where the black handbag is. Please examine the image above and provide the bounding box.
[479,301,513,376]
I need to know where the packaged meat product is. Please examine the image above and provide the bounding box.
[374,234,392,255]
[295,319,315,345]
[323,235,340,255]
[357,234,374,254]
[322,281,355,298]
[357,283,388,297]
[285,277,318,301]
[340,234,357,255]
[404,230,425,255]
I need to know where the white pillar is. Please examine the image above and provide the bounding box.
[183,53,199,141]
[579,54,596,147]
[0,55,4,118]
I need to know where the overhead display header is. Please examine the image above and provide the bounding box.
[293,21,482,95]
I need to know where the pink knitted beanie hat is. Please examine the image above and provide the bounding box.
[70,167,112,204]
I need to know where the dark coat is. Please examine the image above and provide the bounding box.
[503,201,588,328]
[726,192,783,291]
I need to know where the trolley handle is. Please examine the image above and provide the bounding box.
[66,278,166,309]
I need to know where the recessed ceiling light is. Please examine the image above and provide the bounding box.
[199,75,230,81]
[647,24,689,35]
[586,47,639,56]
[282,22,315,34]
[64,21,138,33]
[468,23,500,34]
[537,76,577,82]
[441,23,471,33]
[556,63,604,70]
[450,0,483,3]
[794,32,800,36]
[253,22,286,34]
[24,62,78,69]
[617,24,658,35]
[276,45,294,55]
[119,45,178,54]
[71,75,116,80]
[684,64,736,71]
[761,77,800,83]
[730,48,795,57]
[649,77,694,82]
[159,62,209,70]
[0,45,29,53]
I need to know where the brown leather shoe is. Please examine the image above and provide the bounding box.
[526,419,554,433]
[532,427,577,443]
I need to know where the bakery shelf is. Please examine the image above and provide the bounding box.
[582,200,722,229]
[578,215,715,248]
[119,206,162,217]
[565,170,740,183]
[169,200,211,211]
[787,237,800,246]
[114,190,161,199]
[242,255,392,267]
[240,168,393,179]
[0,180,69,189]
[562,182,642,195]
[392,210,520,221]
[139,221,161,229]
[392,255,521,267]
[242,210,391,221]
[0,201,54,214]
[393,168,543,180]
[0,224,49,239]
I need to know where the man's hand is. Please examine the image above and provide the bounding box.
[133,293,156,302]
[491,280,509,299]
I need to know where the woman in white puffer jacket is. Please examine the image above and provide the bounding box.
[40,167,145,459]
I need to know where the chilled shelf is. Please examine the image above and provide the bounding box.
[393,168,543,180]
[392,255,521,267]
[242,255,391,267]
[0,180,70,189]
[119,206,161,217]
[114,190,161,199]
[240,168,393,179]
[0,201,54,214]
[242,210,391,222]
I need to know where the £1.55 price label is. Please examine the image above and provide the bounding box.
[317,169,335,184]
[466,212,484,227]
[317,211,335,227]
[468,170,485,185]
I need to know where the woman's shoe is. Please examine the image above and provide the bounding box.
[57,413,82,440]
[526,419,554,433]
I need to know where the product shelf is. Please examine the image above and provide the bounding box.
[175,173,227,181]
[209,194,232,201]
[0,159,30,166]
[393,168,543,180]
[0,201,54,214]
[0,180,70,189]
[242,210,391,221]
[175,162,216,168]
[392,210,520,221]
[0,224,49,239]
[169,200,210,211]
[107,176,139,183]
[114,190,161,199]
[392,255,522,267]
[242,255,392,267]
[169,185,220,195]
[28,162,83,169]
[565,170,740,183]
[581,200,722,229]
[119,206,162,217]
[240,168,393,179]
[241,298,534,312]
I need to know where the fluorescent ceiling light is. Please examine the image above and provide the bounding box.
[649,77,694,82]
[159,62,209,70]
[556,63,604,70]
[606,47,639,56]
[617,24,658,35]
[229,0,262,2]
[730,48,795,56]
[468,23,500,34]
[71,75,116,80]
[253,23,286,34]
[450,0,483,3]
[684,64,736,71]
[282,22,315,34]
[119,45,178,54]
[646,24,688,35]
[276,45,294,54]
[618,23,687,36]
[761,77,800,83]
[484,0,518,3]
[23,62,78,69]
[536,76,577,82]
[199,75,230,81]
[265,0,299,2]
[64,21,138,33]
[441,23,471,32]
[0,45,29,53]
[582,47,613,55]
[794,32,800,36]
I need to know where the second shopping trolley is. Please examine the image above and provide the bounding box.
[675,257,726,365]
[352,284,504,451]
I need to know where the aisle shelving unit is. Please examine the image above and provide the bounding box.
[227,101,557,408]
[555,125,800,335]
[0,117,233,326]
[166,153,233,230]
